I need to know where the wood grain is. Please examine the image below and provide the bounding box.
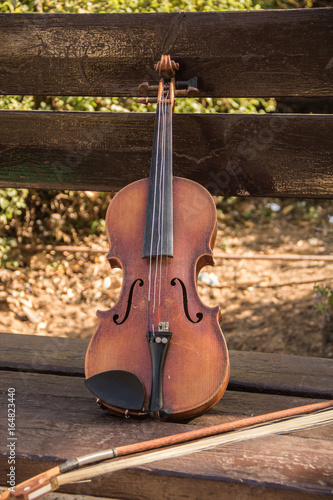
[3,460,330,500]
[1,333,332,398]
[0,112,332,197]
[84,178,229,419]
[0,10,332,97]
[0,370,332,498]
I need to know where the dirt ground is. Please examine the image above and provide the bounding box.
[1,200,333,359]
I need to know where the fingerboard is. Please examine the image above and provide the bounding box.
[142,102,173,259]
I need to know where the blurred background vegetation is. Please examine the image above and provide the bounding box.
[0,0,332,270]
[0,0,332,345]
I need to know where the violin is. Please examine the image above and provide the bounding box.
[85,55,229,421]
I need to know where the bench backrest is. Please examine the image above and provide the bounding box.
[0,9,332,198]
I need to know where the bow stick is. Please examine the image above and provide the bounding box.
[2,399,333,500]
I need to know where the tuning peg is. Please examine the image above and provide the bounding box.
[137,97,158,104]
[138,82,159,96]
[175,77,199,97]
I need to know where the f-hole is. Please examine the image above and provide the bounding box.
[113,279,144,325]
[171,278,203,323]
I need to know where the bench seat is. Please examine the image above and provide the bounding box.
[0,332,332,500]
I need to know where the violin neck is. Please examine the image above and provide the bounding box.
[142,101,174,258]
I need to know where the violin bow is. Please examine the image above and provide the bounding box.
[2,399,333,500]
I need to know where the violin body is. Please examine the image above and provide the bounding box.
[85,55,229,421]
[85,176,229,420]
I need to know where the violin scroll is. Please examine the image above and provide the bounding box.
[154,54,179,78]
[138,55,199,104]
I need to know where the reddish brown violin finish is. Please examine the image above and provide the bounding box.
[85,55,229,421]
[85,177,229,420]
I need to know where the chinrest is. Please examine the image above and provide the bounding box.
[85,370,145,411]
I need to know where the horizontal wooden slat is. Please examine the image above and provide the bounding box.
[0,369,332,498]
[0,111,332,197]
[1,333,332,398]
[0,9,332,97]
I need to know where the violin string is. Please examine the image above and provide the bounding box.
[164,87,171,325]
[152,98,163,328]
[148,81,172,334]
[153,86,167,327]
[158,88,168,308]
[147,92,162,334]
[152,99,163,334]
[161,87,171,325]
[162,87,171,325]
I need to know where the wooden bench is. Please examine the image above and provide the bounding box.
[1,8,333,499]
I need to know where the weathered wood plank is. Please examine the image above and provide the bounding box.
[0,111,332,197]
[0,490,118,500]
[227,350,333,399]
[0,10,332,97]
[2,366,329,425]
[0,370,332,498]
[0,333,86,376]
[4,460,330,500]
[1,333,332,398]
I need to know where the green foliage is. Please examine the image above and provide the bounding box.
[0,189,28,224]
[0,95,35,110]
[313,285,333,321]
[292,201,322,222]
[0,95,278,115]
[314,284,333,345]
[176,97,277,114]
[256,0,312,8]
[0,0,260,14]
[24,190,111,241]
[0,237,18,267]
[0,189,28,266]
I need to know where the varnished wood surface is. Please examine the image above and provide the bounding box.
[0,367,332,499]
[1,333,332,398]
[0,9,332,97]
[85,178,229,419]
[1,112,333,197]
